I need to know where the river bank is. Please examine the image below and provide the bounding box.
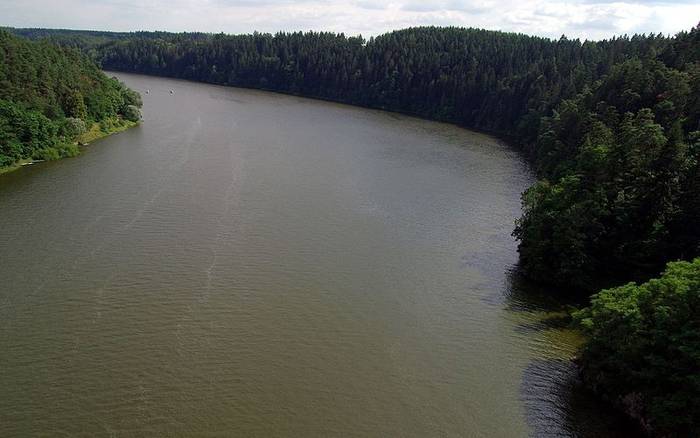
[0,118,138,176]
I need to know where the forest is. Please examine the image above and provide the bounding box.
[6,26,700,434]
[0,30,142,171]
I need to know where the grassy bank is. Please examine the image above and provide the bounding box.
[77,118,137,145]
[0,118,138,176]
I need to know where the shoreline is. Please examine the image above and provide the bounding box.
[0,119,138,176]
[77,119,138,145]
[103,69,520,147]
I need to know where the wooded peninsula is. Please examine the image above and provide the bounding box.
[0,30,142,173]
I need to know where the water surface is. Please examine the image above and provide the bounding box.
[0,73,630,436]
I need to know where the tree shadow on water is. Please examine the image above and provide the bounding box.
[521,359,644,438]
[501,266,592,312]
[503,266,645,437]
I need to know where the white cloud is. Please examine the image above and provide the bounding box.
[0,0,697,39]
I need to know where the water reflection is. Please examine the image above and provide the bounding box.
[505,269,643,437]
[522,359,641,437]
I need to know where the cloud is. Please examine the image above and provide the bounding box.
[0,0,697,40]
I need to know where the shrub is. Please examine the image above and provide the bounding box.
[121,104,141,122]
[64,117,87,137]
[575,258,700,435]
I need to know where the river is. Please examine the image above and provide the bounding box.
[0,73,633,436]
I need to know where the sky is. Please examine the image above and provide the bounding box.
[1,0,698,40]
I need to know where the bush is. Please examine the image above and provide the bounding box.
[99,117,116,132]
[58,143,80,157]
[120,86,143,107]
[575,258,700,435]
[121,104,141,122]
[63,117,87,137]
[33,147,60,161]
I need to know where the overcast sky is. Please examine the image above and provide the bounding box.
[1,0,698,40]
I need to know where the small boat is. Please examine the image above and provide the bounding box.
[21,159,45,166]
[146,89,150,94]
[169,89,174,94]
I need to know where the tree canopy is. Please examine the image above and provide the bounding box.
[0,30,142,168]
[575,258,700,435]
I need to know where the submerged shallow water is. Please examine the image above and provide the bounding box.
[0,73,633,436]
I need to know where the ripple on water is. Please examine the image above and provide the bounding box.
[1,72,633,437]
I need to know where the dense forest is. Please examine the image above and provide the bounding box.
[7,26,700,434]
[0,30,142,170]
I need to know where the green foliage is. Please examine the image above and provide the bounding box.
[0,99,58,163]
[120,87,142,108]
[63,89,87,119]
[121,104,141,122]
[63,117,87,137]
[516,54,698,290]
[0,30,142,168]
[514,176,609,288]
[575,258,700,435]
